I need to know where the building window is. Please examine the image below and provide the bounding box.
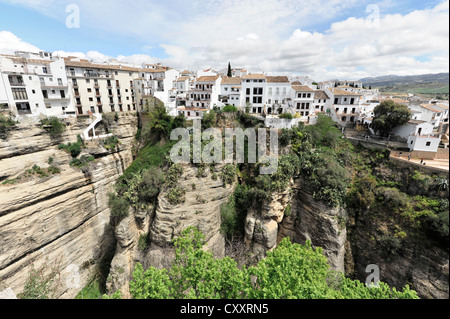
[87,88,92,93]
[426,141,431,147]
[12,88,28,100]
[253,88,263,95]
[43,67,48,74]
[253,96,262,104]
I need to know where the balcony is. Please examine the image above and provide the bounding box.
[44,96,69,100]
[17,109,32,115]
[41,84,68,89]
[84,72,100,78]
[9,82,25,87]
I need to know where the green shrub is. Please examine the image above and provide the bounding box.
[167,187,186,205]
[222,105,238,113]
[378,235,402,256]
[166,164,184,187]
[138,167,165,203]
[0,115,16,140]
[59,135,85,158]
[18,262,60,299]
[108,193,130,226]
[41,117,65,139]
[138,233,150,251]
[220,164,236,187]
[102,136,119,151]
[70,155,95,168]
[47,166,61,175]
[279,113,293,119]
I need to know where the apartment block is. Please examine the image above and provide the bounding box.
[65,59,140,115]
[0,51,75,117]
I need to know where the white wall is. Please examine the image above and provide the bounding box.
[407,135,441,152]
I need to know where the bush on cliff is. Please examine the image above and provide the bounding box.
[122,227,419,300]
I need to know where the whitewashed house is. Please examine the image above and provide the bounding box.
[265,76,291,115]
[219,76,242,107]
[0,51,75,118]
[329,88,363,125]
[392,120,441,153]
[290,84,315,117]
[242,74,267,114]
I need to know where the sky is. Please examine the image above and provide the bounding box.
[0,0,448,81]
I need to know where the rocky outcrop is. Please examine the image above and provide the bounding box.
[0,113,137,299]
[244,185,293,262]
[278,178,347,272]
[106,163,235,296]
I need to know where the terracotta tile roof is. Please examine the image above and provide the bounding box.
[177,107,210,112]
[65,59,141,72]
[266,76,290,83]
[221,76,242,85]
[181,70,191,74]
[292,85,314,92]
[314,90,330,100]
[408,119,428,125]
[420,104,442,113]
[337,85,354,89]
[437,103,449,110]
[243,74,266,80]
[380,98,409,104]
[176,76,190,82]
[331,88,362,96]
[141,68,166,73]
[291,81,302,85]
[1,55,52,65]
[196,76,219,82]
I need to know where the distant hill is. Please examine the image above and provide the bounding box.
[359,73,449,98]
[359,73,449,87]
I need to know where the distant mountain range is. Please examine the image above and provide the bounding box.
[359,73,449,87]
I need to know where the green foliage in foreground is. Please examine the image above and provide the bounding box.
[119,227,419,300]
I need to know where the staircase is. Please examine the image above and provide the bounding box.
[82,113,113,141]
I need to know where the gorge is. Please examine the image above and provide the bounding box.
[0,110,448,299]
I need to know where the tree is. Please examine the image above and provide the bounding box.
[372,100,411,136]
[227,62,232,77]
[126,227,418,300]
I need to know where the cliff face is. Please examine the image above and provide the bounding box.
[106,163,235,298]
[347,203,449,299]
[244,185,293,261]
[0,114,137,299]
[278,177,347,272]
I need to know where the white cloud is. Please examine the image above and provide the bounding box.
[0,0,448,80]
[0,31,40,55]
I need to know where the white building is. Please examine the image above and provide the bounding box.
[65,59,140,115]
[290,84,315,117]
[242,74,267,114]
[392,120,441,153]
[177,75,219,119]
[219,76,242,107]
[328,88,363,125]
[0,51,75,118]
[312,90,331,114]
[265,76,290,115]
